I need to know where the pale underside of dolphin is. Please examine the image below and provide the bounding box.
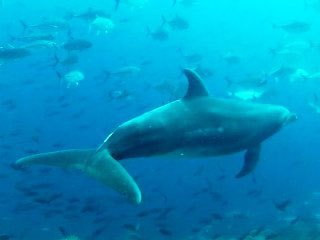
[16,69,296,204]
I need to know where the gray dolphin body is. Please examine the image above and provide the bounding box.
[16,69,296,204]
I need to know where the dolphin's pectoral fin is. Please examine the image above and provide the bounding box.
[183,68,209,99]
[16,149,142,205]
[236,144,261,178]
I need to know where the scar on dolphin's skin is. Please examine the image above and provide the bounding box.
[16,69,296,204]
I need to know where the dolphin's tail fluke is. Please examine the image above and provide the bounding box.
[16,149,142,204]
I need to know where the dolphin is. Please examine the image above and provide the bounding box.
[16,69,296,205]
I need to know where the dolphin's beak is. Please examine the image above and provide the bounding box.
[285,113,297,125]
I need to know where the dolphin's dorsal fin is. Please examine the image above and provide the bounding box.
[183,68,209,99]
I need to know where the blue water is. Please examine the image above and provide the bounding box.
[1,0,320,239]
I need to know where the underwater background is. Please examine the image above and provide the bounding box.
[1,0,320,239]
